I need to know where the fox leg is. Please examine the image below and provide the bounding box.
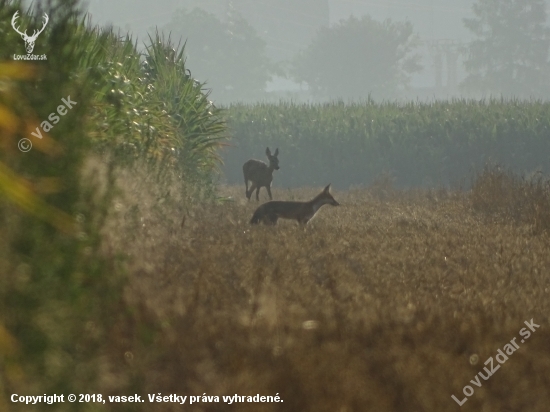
[265,213,278,225]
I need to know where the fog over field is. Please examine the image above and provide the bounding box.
[77,0,550,103]
[3,1,550,411]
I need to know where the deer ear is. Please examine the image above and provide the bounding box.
[274,148,279,156]
[266,147,271,156]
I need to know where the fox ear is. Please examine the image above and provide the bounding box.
[324,184,331,192]
[274,148,279,156]
[266,147,271,156]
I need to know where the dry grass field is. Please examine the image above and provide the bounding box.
[101,168,550,412]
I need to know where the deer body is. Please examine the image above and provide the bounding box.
[250,184,339,225]
[243,147,279,201]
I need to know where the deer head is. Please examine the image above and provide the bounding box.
[12,11,49,54]
[266,147,279,170]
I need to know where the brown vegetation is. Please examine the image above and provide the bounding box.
[99,167,550,412]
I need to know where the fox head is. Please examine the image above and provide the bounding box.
[266,147,280,170]
[322,184,340,206]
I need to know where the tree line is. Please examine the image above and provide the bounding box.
[161,0,550,102]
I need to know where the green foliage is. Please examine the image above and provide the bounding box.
[462,0,550,98]
[160,8,274,103]
[82,28,228,188]
[222,99,550,188]
[1,0,229,409]
[291,15,421,100]
[0,1,124,409]
[143,32,228,175]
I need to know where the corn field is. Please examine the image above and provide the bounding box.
[223,100,550,188]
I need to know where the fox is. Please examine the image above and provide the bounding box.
[250,184,339,225]
[243,147,279,201]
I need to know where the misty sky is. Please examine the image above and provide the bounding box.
[83,0,476,42]
[17,0,548,101]
[80,0,477,93]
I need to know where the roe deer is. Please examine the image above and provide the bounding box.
[243,147,279,201]
[250,184,339,225]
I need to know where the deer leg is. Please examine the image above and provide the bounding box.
[255,186,261,201]
[247,183,257,200]
[266,185,273,200]
[245,179,249,197]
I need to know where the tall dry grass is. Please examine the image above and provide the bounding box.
[471,165,550,235]
[98,167,550,412]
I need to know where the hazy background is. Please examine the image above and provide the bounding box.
[70,0,550,104]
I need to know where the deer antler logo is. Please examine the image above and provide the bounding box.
[11,11,49,54]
